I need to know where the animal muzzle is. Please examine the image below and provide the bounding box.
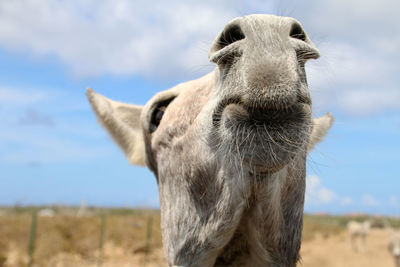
[242,61,308,111]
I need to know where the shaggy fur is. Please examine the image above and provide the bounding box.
[87,14,334,267]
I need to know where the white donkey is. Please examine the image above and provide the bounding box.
[347,220,371,252]
[389,228,400,267]
[88,14,333,267]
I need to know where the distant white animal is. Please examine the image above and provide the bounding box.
[347,220,370,252]
[388,229,400,267]
[38,208,55,217]
[76,198,87,217]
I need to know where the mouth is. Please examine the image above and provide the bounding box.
[212,97,311,128]
[211,97,312,173]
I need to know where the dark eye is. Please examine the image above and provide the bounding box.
[151,106,165,131]
[290,23,306,41]
[149,97,175,132]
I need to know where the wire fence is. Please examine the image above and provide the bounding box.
[97,213,106,267]
[27,212,37,267]
[0,208,162,267]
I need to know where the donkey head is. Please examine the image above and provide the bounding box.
[87,14,333,267]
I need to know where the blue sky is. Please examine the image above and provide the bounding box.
[0,0,399,215]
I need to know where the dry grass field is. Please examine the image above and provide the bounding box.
[0,207,399,267]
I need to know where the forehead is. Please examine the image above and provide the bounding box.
[241,14,298,31]
[244,14,291,22]
[166,85,210,126]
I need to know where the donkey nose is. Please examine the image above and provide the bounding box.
[245,62,289,90]
[208,21,245,66]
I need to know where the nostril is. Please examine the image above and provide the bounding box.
[290,23,306,41]
[215,24,245,51]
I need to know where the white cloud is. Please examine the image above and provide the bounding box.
[389,196,399,206]
[317,188,336,204]
[0,0,398,116]
[340,197,353,206]
[308,42,395,88]
[338,88,400,116]
[307,175,321,189]
[0,87,48,106]
[0,85,110,164]
[18,108,55,127]
[362,194,379,207]
[0,119,112,164]
[305,175,337,205]
[1,134,110,164]
[0,0,239,79]
[307,41,400,116]
[305,175,389,211]
[286,0,400,116]
[293,0,400,38]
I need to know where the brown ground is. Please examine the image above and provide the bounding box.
[300,229,395,267]
[0,209,398,267]
[3,229,396,267]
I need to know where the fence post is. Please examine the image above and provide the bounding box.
[97,213,106,267]
[27,211,37,267]
[144,215,153,267]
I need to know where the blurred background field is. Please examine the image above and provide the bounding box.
[0,206,164,267]
[1,206,399,267]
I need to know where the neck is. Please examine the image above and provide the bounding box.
[215,151,306,267]
[158,135,307,267]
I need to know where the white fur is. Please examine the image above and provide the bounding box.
[86,88,146,165]
[87,14,334,266]
[347,220,370,252]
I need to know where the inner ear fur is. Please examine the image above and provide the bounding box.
[86,88,146,166]
[308,112,334,152]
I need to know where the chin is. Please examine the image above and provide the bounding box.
[215,101,312,174]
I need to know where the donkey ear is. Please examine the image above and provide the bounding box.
[308,112,334,152]
[86,89,146,166]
